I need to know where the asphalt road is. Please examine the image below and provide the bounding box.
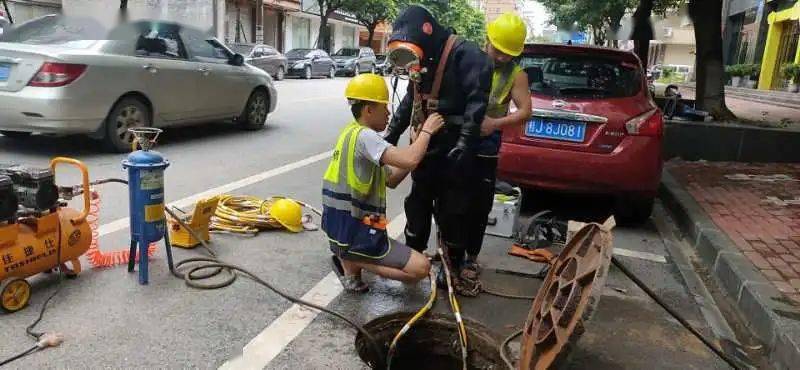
[0,77,754,369]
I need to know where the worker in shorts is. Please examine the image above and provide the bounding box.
[322,73,445,292]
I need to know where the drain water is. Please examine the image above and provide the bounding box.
[355,312,503,370]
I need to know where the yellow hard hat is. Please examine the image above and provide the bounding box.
[345,73,389,104]
[487,13,527,57]
[270,198,303,233]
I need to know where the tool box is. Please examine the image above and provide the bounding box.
[485,187,521,238]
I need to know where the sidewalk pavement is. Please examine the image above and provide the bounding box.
[675,86,800,127]
[661,159,800,368]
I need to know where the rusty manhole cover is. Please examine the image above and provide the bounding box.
[518,219,614,370]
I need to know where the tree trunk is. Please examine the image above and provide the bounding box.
[689,0,735,120]
[631,0,654,67]
[2,0,13,23]
[367,24,376,48]
[317,14,330,52]
[119,0,128,22]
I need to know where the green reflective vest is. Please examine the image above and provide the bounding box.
[321,121,387,245]
[487,63,523,118]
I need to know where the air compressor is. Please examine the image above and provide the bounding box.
[0,158,92,313]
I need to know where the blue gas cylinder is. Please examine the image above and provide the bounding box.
[123,150,169,245]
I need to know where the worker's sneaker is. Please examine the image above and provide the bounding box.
[341,275,369,293]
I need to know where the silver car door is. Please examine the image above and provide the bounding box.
[135,24,200,123]
[180,28,240,119]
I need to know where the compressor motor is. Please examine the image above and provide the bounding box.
[0,164,59,214]
[0,175,17,223]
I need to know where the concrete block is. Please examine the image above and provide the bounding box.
[738,282,781,346]
[714,252,770,302]
[771,319,800,370]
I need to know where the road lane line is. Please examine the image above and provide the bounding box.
[613,248,667,263]
[219,214,407,370]
[98,150,333,237]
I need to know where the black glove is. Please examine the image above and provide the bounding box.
[446,138,474,172]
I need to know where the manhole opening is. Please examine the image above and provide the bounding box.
[355,312,503,370]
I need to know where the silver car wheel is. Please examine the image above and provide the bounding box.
[304,66,312,79]
[248,92,267,125]
[277,67,285,81]
[116,105,144,144]
[329,66,335,79]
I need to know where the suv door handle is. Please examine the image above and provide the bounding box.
[142,64,158,73]
[198,67,211,76]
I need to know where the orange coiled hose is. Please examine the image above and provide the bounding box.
[85,190,157,268]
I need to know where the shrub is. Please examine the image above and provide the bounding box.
[781,63,800,83]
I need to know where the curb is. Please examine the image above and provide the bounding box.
[659,170,800,370]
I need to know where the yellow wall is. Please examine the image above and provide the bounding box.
[758,3,800,90]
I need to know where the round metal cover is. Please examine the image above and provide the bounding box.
[518,220,614,370]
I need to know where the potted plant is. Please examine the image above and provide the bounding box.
[725,64,746,87]
[746,64,760,88]
[782,63,800,93]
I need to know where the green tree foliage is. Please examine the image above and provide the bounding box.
[346,0,398,47]
[395,0,486,44]
[541,0,636,45]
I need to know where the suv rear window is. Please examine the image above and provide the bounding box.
[520,54,642,98]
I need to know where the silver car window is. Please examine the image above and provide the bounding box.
[181,28,230,64]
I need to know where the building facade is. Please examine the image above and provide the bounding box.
[646,7,696,73]
[2,0,61,24]
[471,0,518,22]
[758,0,800,90]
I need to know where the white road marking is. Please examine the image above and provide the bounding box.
[219,214,407,370]
[98,151,333,237]
[613,248,667,263]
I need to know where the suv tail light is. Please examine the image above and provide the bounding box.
[28,63,87,87]
[625,109,662,137]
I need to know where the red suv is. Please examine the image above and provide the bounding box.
[497,44,663,223]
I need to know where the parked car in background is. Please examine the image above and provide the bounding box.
[332,47,376,76]
[375,54,389,75]
[231,43,287,80]
[498,44,663,224]
[0,16,277,152]
[285,48,335,79]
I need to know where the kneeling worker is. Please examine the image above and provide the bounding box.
[322,74,445,292]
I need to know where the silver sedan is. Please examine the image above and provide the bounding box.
[0,16,277,152]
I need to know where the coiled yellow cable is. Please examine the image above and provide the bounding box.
[210,195,285,234]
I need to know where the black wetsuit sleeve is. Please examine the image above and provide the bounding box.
[385,82,413,145]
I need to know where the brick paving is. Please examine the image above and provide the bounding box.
[667,160,800,302]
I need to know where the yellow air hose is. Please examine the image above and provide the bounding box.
[210,195,286,234]
[386,268,438,369]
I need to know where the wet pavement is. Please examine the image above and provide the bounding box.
[0,78,751,369]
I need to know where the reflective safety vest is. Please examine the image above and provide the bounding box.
[487,63,523,118]
[321,121,387,246]
[479,62,523,156]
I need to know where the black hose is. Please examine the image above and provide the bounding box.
[26,215,65,340]
[499,329,523,370]
[612,257,744,370]
[0,346,39,367]
[163,207,387,369]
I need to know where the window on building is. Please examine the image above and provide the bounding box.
[292,17,311,49]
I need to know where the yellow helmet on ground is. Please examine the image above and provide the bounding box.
[270,198,303,233]
[487,12,527,57]
[345,73,389,104]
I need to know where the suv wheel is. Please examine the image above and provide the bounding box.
[103,97,150,153]
[353,64,360,76]
[370,64,376,74]
[329,66,336,79]
[304,66,312,80]
[239,89,269,130]
[275,66,285,81]
[614,196,654,225]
